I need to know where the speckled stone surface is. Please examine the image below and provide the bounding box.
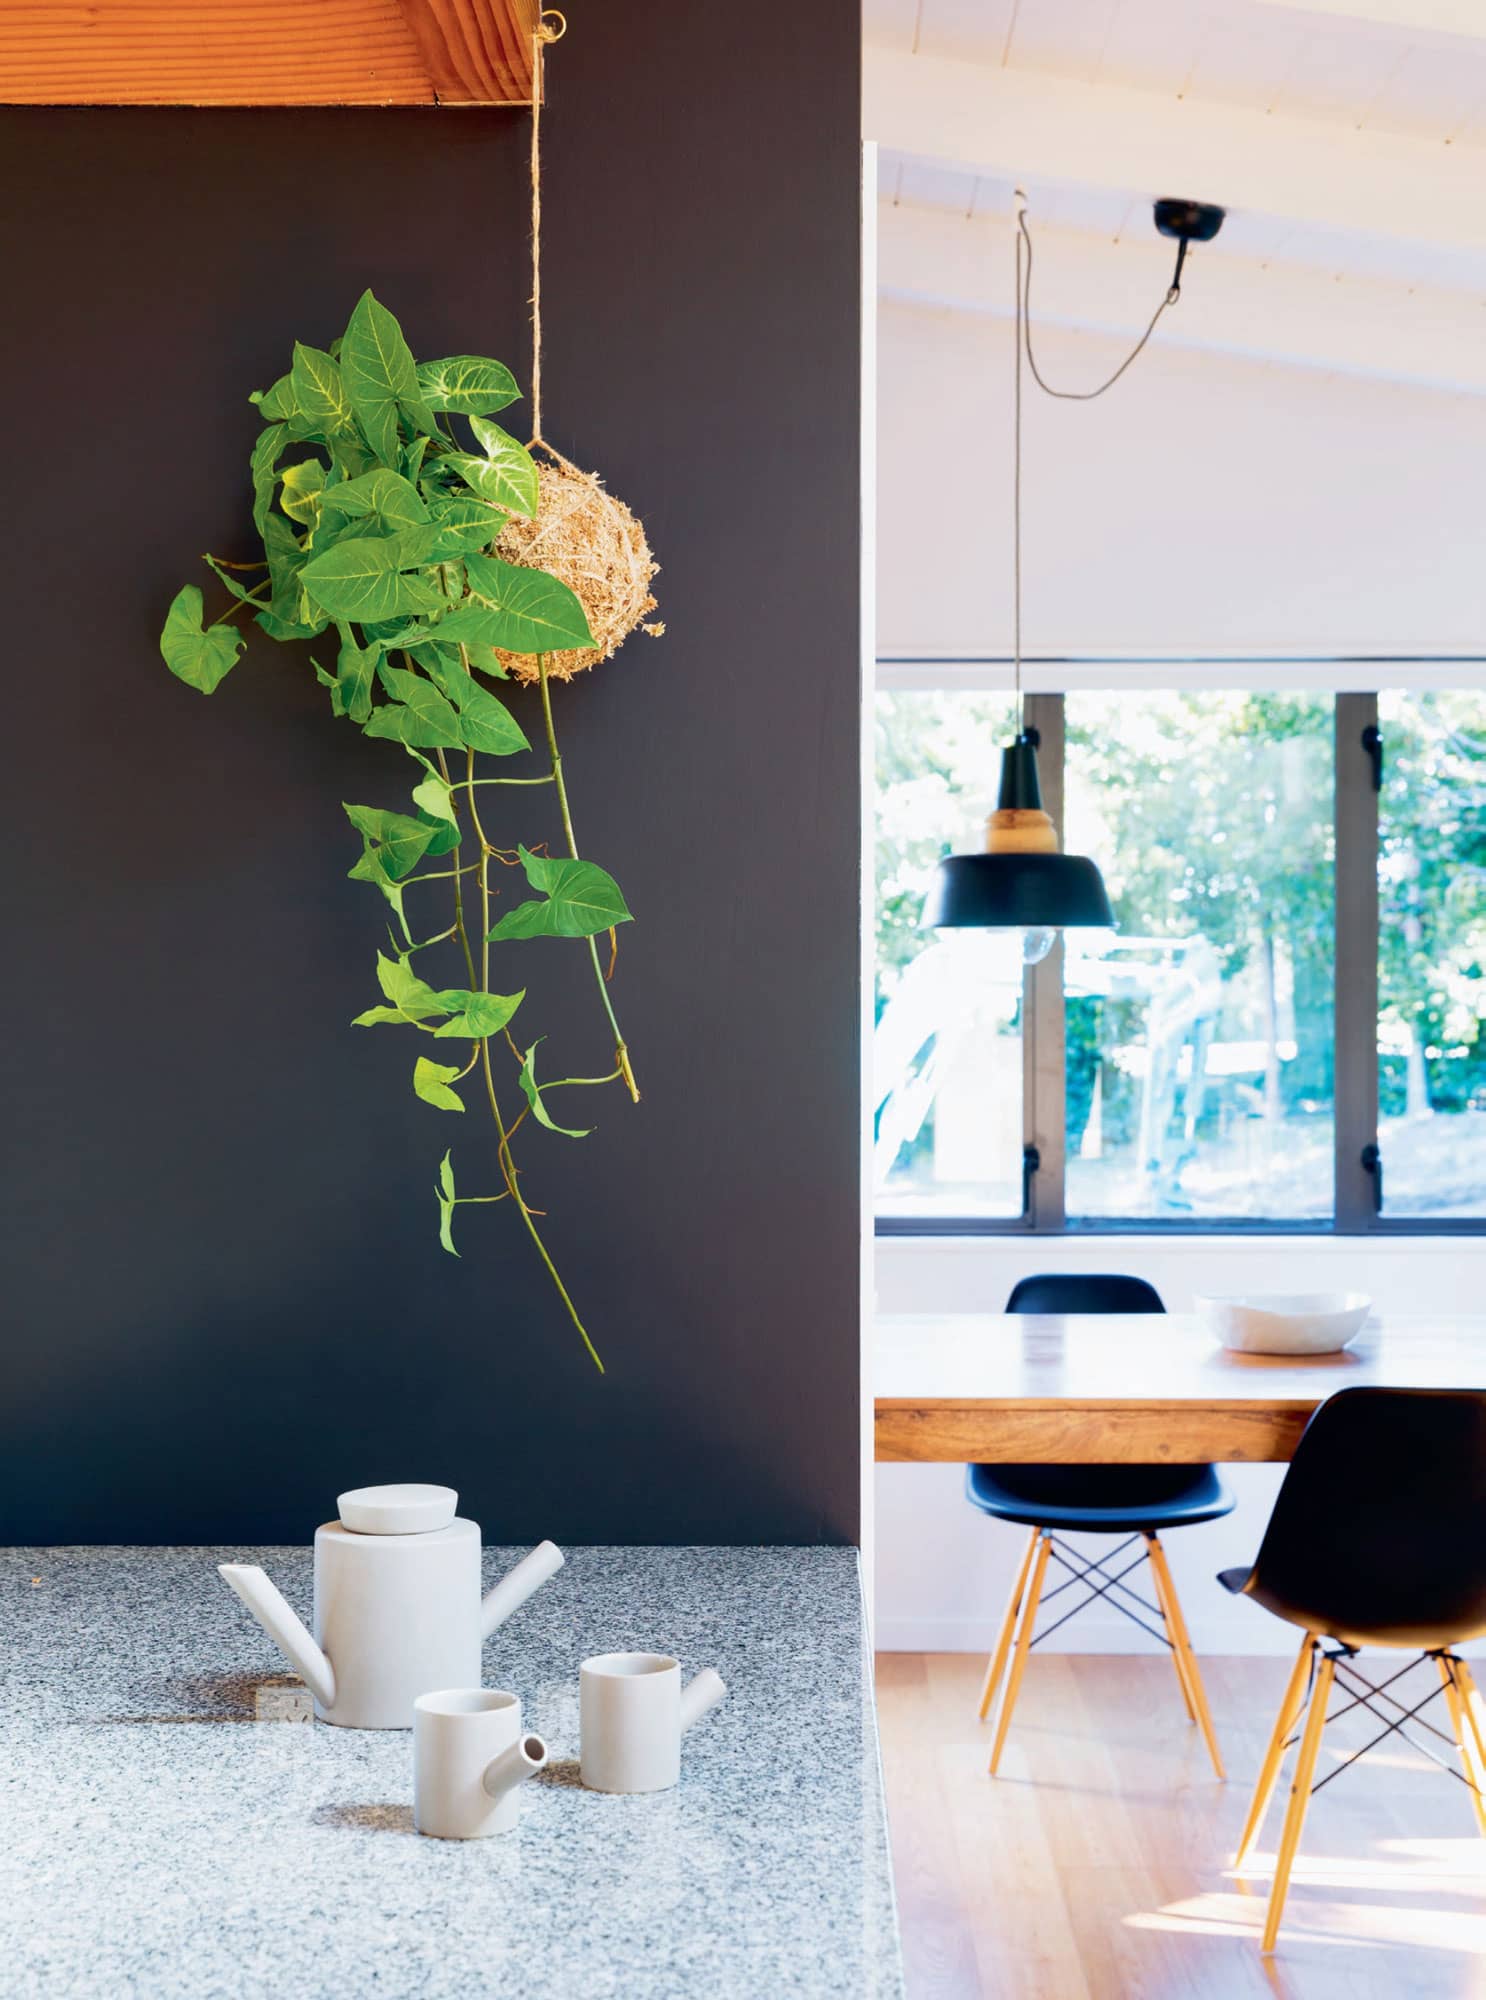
[1,1546,902,2000]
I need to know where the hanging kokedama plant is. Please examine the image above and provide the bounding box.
[159,18,657,1372]
[159,287,643,1372]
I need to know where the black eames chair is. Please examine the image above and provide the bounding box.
[968,1274,1234,1776]
[1219,1385,1486,1953]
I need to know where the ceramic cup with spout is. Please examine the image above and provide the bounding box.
[414,1688,548,1839]
[579,1651,728,1794]
[219,1483,563,1730]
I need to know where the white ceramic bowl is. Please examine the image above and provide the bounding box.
[1197,1292,1371,1356]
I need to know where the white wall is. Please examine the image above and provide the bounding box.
[877,296,1486,660]
[874,294,1486,1656]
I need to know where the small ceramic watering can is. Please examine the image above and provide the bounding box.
[219,1483,563,1730]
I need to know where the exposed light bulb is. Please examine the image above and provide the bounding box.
[1021,927,1056,966]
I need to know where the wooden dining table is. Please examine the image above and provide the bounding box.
[875,1313,1486,1462]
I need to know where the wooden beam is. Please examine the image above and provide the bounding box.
[0,0,536,106]
[864,44,1486,262]
[395,0,536,106]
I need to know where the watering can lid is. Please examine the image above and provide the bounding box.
[337,1484,459,1535]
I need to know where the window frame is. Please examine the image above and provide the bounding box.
[873,662,1486,1239]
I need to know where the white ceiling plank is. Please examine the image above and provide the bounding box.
[877,198,1486,396]
[863,44,1486,261]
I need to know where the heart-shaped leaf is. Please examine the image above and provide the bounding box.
[436,1150,459,1256]
[342,804,439,881]
[487,846,633,941]
[417,355,521,415]
[346,844,411,943]
[414,1056,465,1112]
[290,342,360,443]
[250,423,288,536]
[320,467,429,536]
[445,420,538,518]
[425,495,504,560]
[518,1039,592,1138]
[341,289,436,466]
[420,651,529,756]
[464,551,595,654]
[160,586,243,694]
[279,459,326,526]
[431,988,525,1039]
[362,668,464,750]
[300,528,441,622]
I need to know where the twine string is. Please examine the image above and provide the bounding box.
[529,9,566,448]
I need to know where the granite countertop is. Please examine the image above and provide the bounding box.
[0,1545,901,2000]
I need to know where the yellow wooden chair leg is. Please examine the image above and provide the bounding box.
[978,1527,1040,1722]
[1146,1535,1225,1779]
[1235,1633,1316,1868]
[1437,1656,1486,1838]
[1145,1533,1197,1722]
[989,1531,1051,1776]
[1262,1652,1335,1954]
[1452,1659,1486,1827]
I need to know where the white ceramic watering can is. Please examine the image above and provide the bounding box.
[219,1483,563,1730]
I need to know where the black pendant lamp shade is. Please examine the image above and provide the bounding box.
[925,734,1115,932]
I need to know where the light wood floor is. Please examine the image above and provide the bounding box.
[876,1651,1486,2000]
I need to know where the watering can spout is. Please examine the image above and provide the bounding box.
[679,1667,728,1733]
[219,1563,336,1711]
[479,1540,565,1640]
[482,1732,549,1804]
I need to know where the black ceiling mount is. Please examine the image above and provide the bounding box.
[1152,197,1226,298]
[1153,198,1226,243]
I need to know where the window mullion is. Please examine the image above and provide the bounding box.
[1335,691,1380,1232]
[1024,691,1067,1231]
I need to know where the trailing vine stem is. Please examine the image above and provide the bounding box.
[440,739,605,1374]
[536,653,640,1102]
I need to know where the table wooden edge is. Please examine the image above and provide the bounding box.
[874,1399,1319,1463]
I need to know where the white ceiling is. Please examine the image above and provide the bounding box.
[867,0,1486,384]
[865,0,1486,145]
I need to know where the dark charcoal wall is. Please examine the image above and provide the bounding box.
[1,5,861,1544]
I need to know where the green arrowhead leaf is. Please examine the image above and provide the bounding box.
[347,843,412,943]
[431,988,525,1039]
[341,290,436,466]
[289,341,359,442]
[279,459,326,526]
[320,467,429,536]
[446,420,538,518]
[350,950,445,1025]
[416,355,520,415]
[259,513,327,637]
[251,372,299,422]
[299,528,442,622]
[518,1039,592,1137]
[363,669,464,750]
[414,1056,465,1112]
[250,423,288,536]
[487,846,634,941]
[411,769,457,824]
[425,495,504,560]
[464,551,595,654]
[160,585,244,693]
[436,1150,459,1256]
[343,803,439,880]
[420,651,529,755]
[334,629,379,724]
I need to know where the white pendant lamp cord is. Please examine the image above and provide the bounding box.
[1012,189,1186,736]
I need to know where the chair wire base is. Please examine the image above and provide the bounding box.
[1031,1534,1173,1651]
[1293,1645,1480,1800]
